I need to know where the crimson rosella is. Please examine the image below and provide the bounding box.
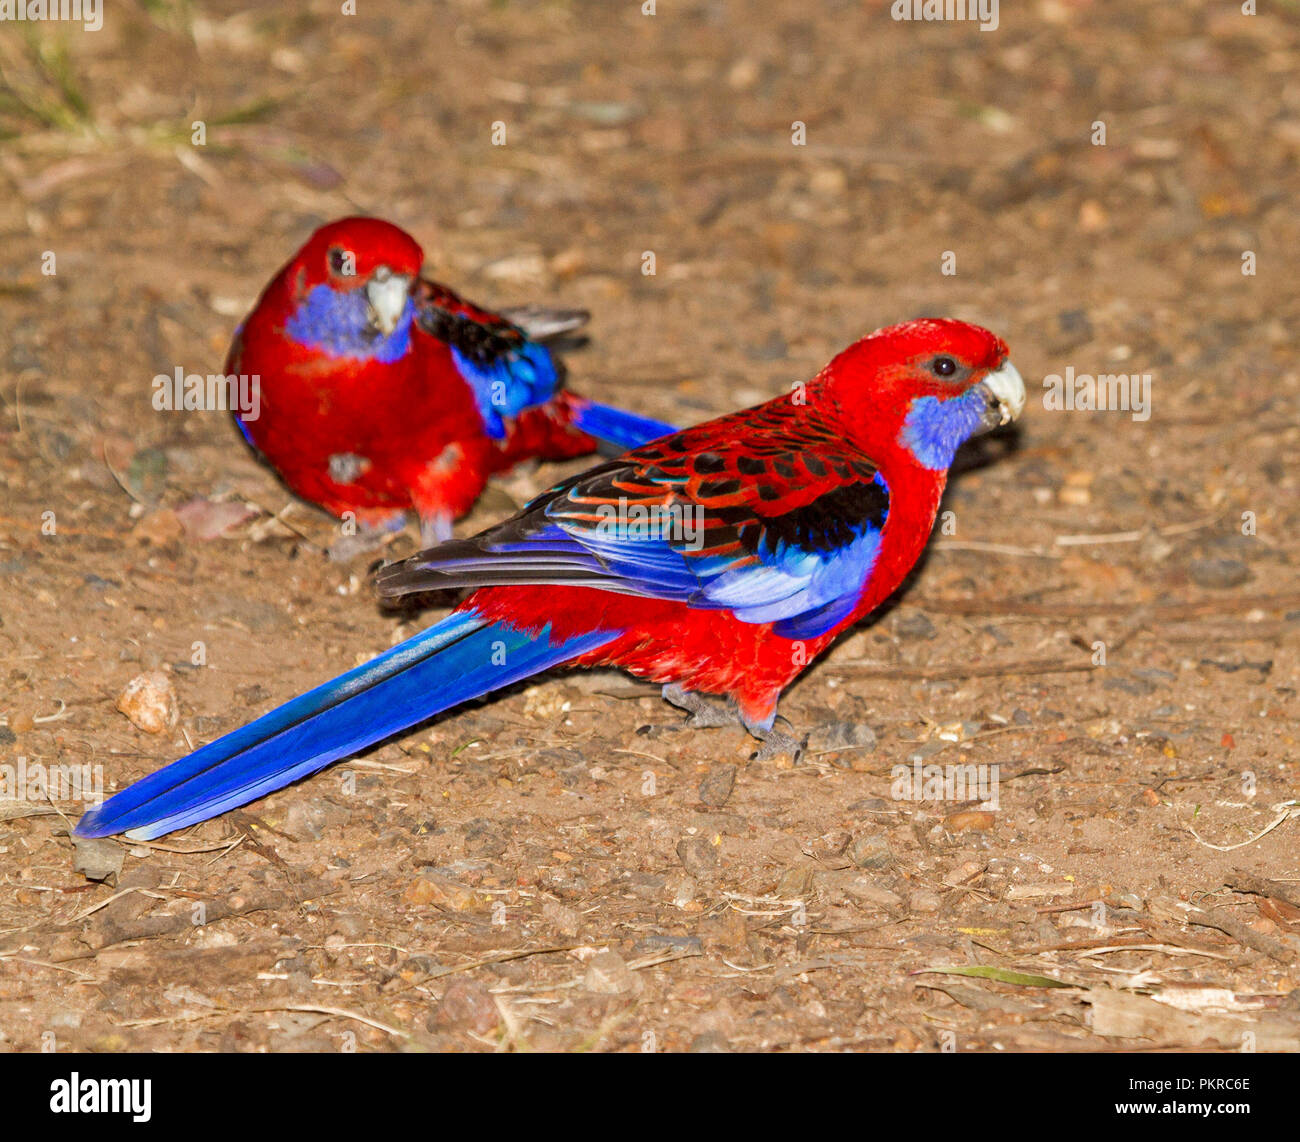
[77,318,1025,839]
[228,216,675,553]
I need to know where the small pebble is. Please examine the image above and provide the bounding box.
[909,888,943,914]
[115,671,177,734]
[983,624,1013,647]
[895,612,936,641]
[850,834,893,869]
[463,818,509,858]
[1189,557,1250,589]
[677,836,719,877]
[845,878,904,909]
[542,901,582,937]
[72,836,124,884]
[402,873,479,911]
[776,866,814,898]
[945,810,996,832]
[698,763,737,808]
[432,980,500,1034]
[942,860,986,887]
[283,802,327,843]
[584,949,639,995]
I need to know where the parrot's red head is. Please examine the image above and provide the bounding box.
[261,217,427,361]
[823,318,1025,471]
[292,217,425,293]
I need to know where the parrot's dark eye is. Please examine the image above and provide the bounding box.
[328,247,354,277]
[932,355,958,378]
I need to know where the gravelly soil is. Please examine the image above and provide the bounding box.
[0,0,1297,1052]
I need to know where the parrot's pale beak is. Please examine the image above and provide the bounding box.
[365,267,413,336]
[975,360,1026,430]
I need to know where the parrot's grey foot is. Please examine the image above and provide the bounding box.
[328,513,407,562]
[662,684,739,730]
[749,723,808,764]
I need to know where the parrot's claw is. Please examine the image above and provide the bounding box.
[662,684,739,730]
[749,724,808,764]
[662,685,805,761]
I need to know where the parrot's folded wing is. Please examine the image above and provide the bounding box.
[378,418,891,639]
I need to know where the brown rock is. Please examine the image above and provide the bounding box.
[541,900,582,937]
[677,836,719,877]
[433,981,500,1035]
[403,872,481,911]
[698,763,737,807]
[584,949,640,995]
[115,671,177,734]
[944,810,996,833]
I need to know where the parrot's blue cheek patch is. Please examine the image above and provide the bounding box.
[285,284,413,364]
[900,390,986,471]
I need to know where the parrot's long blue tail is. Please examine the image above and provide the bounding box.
[566,397,675,453]
[75,611,616,841]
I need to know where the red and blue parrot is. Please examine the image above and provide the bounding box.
[78,318,1025,840]
[228,216,675,552]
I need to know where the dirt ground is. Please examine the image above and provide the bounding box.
[0,0,1297,1053]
